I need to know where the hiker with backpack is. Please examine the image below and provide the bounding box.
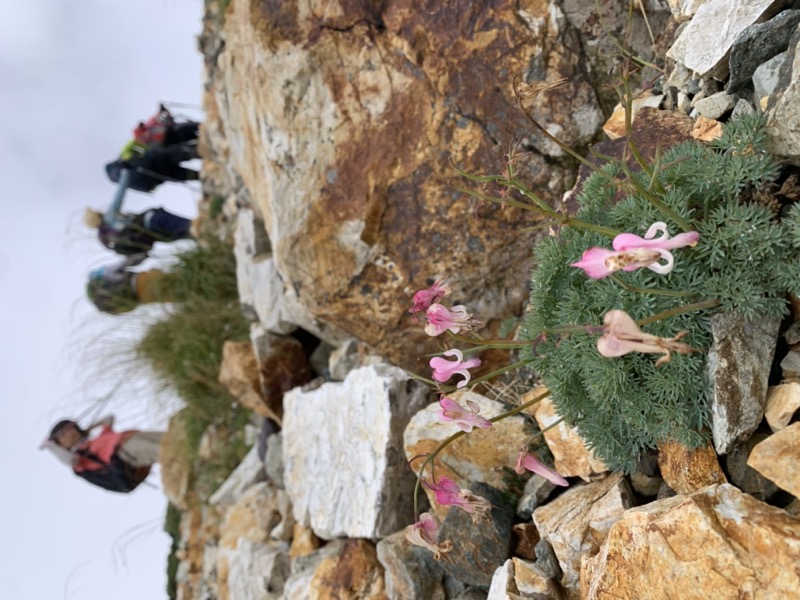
[85,253,173,314]
[41,416,163,494]
[84,183,193,256]
[105,103,200,193]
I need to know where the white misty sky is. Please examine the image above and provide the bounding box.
[0,1,207,599]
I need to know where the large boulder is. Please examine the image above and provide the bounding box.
[200,0,610,369]
[283,365,429,539]
[582,484,800,599]
[532,473,634,592]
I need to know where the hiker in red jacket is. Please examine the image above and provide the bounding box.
[42,416,163,493]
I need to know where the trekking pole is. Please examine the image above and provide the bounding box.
[73,379,125,425]
[161,100,202,110]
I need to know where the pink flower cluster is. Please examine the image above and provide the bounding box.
[405,224,702,558]
[408,278,483,336]
[597,309,695,366]
[569,222,701,366]
[572,222,699,279]
[405,279,570,559]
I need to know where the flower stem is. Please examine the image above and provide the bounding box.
[468,359,530,387]
[453,185,620,238]
[448,334,529,348]
[413,388,552,518]
[636,299,720,327]
[407,371,438,386]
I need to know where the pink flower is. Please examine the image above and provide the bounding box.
[514,451,569,487]
[572,222,699,279]
[613,222,700,253]
[430,349,482,388]
[571,246,664,279]
[439,396,493,432]
[596,309,696,367]
[404,512,453,560]
[424,304,483,336]
[423,476,492,522]
[409,277,452,315]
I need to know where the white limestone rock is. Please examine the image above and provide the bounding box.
[283,365,429,539]
[235,209,348,343]
[693,91,736,119]
[766,26,800,164]
[487,559,515,600]
[487,558,562,600]
[754,51,787,102]
[235,207,271,258]
[223,538,290,600]
[209,445,266,509]
[707,312,781,454]
[533,474,634,592]
[667,0,785,79]
[668,0,709,23]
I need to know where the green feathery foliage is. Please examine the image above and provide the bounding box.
[521,112,798,472]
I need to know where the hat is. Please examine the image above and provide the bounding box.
[83,208,103,229]
[48,419,78,441]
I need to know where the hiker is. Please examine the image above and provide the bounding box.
[105,104,200,193]
[85,253,173,314]
[41,416,163,494]
[105,142,199,193]
[84,194,192,256]
[132,103,199,149]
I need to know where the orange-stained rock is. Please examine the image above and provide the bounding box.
[310,539,387,600]
[527,388,608,481]
[657,439,727,495]
[691,115,724,141]
[219,482,294,550]
[533,473,634,591]
[404,390,531,521]
[601,93,664,140]
[582,484,800,600]
[159,410,194,511]
[289,522,321,559]
[513,557,563,599]
[747,422,800,498]
[175,504,224,600]
[219,340,279,421]
[765,383,800,432]
[200,0,610,371]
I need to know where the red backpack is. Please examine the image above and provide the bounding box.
[133,107,175,148]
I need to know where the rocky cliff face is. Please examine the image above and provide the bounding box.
[198,0,666,368]
[173,2,800,600]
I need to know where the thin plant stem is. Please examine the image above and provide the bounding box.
[454,185,620,237]
[413,389,552,518]
[448,334,529,348]
[407,371,438,386]
[468,359,530,387]
[636,299,720,326]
